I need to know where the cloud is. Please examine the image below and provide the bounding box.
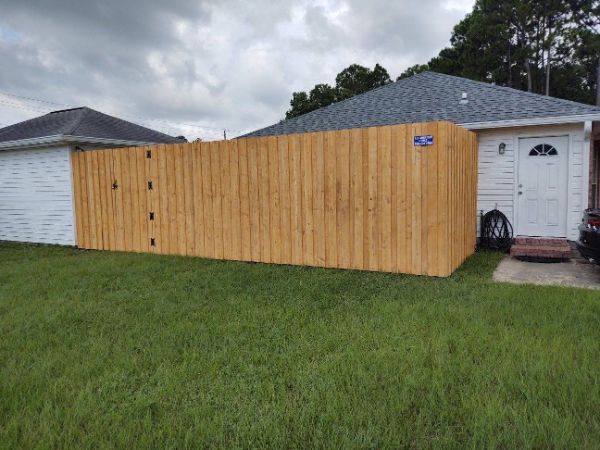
[0,0,472,139]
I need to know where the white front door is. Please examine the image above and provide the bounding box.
[517,136,569,237]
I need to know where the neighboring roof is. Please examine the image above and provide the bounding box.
[0,107,182,147]
[245,71,600,137]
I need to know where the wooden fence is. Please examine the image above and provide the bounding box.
[72,121,477,277]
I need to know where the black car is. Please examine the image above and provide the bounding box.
[577,208,600,263]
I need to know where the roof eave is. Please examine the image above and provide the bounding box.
[0,134,166,151]
[459,113,600,130]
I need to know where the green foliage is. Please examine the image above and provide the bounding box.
[399,0,600,104]
[286,63,391,119]
[2,242,600,448]
[397,63,430,80]
[336,63,391,96]
[286,84,344,119]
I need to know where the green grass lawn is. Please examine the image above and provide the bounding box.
[1,243,600,449]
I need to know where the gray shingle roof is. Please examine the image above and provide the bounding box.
[0,107,182,144]
[245,71,600,137]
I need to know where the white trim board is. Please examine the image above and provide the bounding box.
[0,134,165,151]
[461,113,600,130]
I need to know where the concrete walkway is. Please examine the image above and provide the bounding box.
[493,254,600,290]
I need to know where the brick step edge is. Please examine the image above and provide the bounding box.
[513,237,569,247]
[510,244,571,259]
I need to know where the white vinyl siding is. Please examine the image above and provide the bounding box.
[0,146,75,245]
[476,123,588,241]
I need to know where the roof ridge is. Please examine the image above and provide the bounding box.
[64,107,90,135]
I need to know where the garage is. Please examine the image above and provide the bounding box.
[0,147,75,245]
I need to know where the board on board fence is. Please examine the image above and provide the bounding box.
[72,121,478,277]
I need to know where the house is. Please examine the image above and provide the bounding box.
[0,107,181,246]
[246,71,600,241]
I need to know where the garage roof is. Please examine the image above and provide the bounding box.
[0,107,181,145]
[245,71,600,137]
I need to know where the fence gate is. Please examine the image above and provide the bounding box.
[72,121,478,277]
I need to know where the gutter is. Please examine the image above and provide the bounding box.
[460,113,600,130]
[0,134,165,151]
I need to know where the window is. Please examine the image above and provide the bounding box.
[529,144,558,156]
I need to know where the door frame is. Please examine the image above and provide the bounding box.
[513,131,572,237]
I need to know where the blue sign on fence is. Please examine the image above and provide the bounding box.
[414,135,434,146]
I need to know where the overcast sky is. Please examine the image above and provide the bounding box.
[0,0,473,140]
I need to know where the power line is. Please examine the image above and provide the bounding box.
[0,90,245,134]
[0,99,55,115]
[0,91,70,108]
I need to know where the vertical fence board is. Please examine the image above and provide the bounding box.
[289,134,303,265]
[72,153,85,248]
[390,126,398,274]
[237,139,251,261]
[96,152,109,250]
[424,122,438,275]
[92,152,104,250]
[258,138,271,263]
[301,133,314,265]
[156,145,168,254]
[312,132,326,266]
[122,149,135,252]
[268,137,281,264]
[393,125,407,273]
[174,145,186,255]
[247,138,261,262]
[436,123,448,275]
[200,143,214,258]
[78,152,89,249]
[361,128,370,270]
[211,142,224,259]
[336,130,351,269]
[147,146,158,253]
[324,131,337,267]
[127,148,140,252]
[84,152,97,249]
[219,140,232,260]
[191,143,204,257]
[112,150,124,250]
[410,124,422,274]
[136,147,149,252]
[367,127,378,271]
[182,144,195,256]
[349,128,363,269]
[278,136,292,264]
[378,127,392,272]
[229,140,242,260]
